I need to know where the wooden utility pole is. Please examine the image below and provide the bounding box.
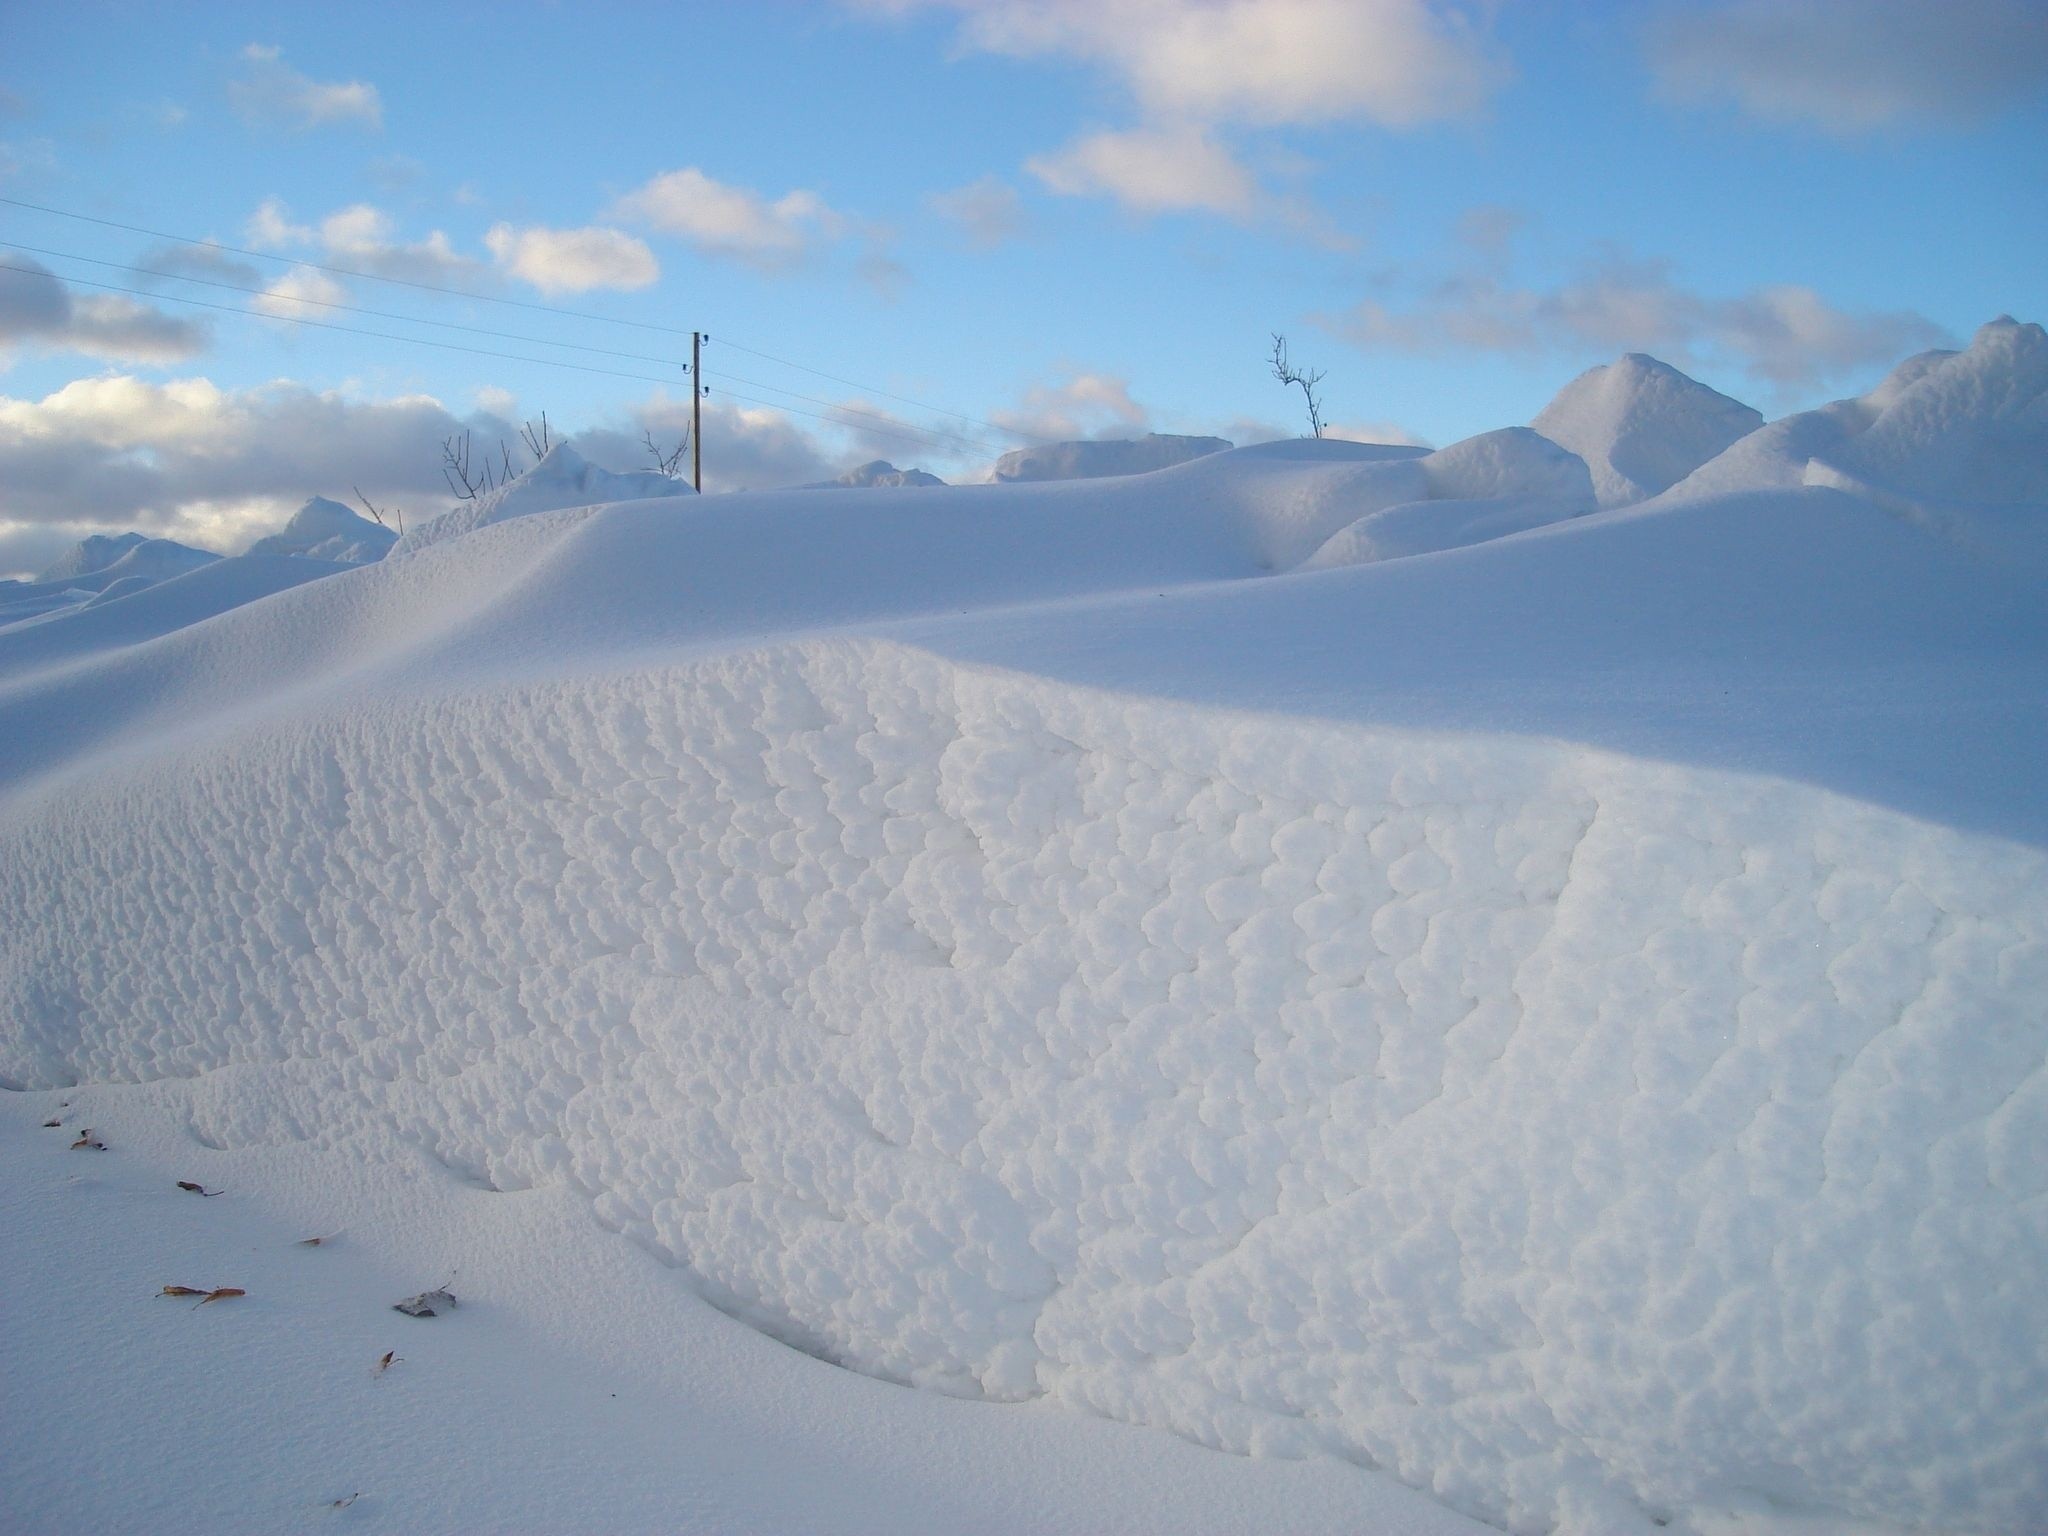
[692,331,703,493]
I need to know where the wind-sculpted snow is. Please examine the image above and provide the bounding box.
[3,640,2043,1535]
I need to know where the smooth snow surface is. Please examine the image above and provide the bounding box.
[3,326,2045,1536]
[989,431,1233,482]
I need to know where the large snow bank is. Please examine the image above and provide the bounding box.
[989,432,1232,483]
[4,321,2045,1536]
[1533,354,1763,508]
[247,495,398,564]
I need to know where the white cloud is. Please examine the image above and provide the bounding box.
[863,0,1503,127]
[1647,0,2048,133]
[611,168,849,268]
[253,266,349,320]
[992,370,1151,440]
[927,175,1027,248]
[1027,124,1258,214]
[0,256,208,364]
[227,43,382,132]
[245,198,484,286]
[483,224,659,295]
[1325,246,1952,388]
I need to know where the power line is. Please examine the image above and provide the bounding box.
[5,241,690,371]
[3,193,1040,458]
[707,364,1003,457]
[709,384,999,462]
[717,334,1055,445]
[0,193,697,337]
[0,262,693,388]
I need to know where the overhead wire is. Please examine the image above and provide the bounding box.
[0,193,697,337]
[716,334,1055,445]
[0,261,693,388]
[2,194,1039,463]
[4,240,691,370]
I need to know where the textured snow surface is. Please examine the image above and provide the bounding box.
[4,328,2045,1536]
[4,642,2045,1534]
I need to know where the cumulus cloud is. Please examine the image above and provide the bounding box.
[227,43,382,132]
[992,370,1151,440]
[245,198,484,287]
[1325,246,1952,388]
[1027,124,1258,214]
[252,266,349,320]
[927,175,1027,248]
[483,224,659,294]
[862,2,1498,229]
[0,256,208,364]
[1647,0,2048,133]
[611,168,849,268]
[862,0,1503,128]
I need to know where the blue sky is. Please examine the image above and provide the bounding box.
[1,0,2043,573]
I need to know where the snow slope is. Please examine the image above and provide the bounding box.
[3,326,2045,1536]
[393,441,689,555]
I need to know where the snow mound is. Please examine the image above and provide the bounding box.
[247,496,398,564]
[394,442,690,556]
[1301,428,1594,571]
[35,532,149,584]
[1532,353,1763,507]
[990,432,1233,483]
[810,459,947,489]
[1664,318,2048,575]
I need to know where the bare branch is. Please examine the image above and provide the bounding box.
[520,410,551,462]
[440,430,485,501]
[354,486,404,537]
[643,426,689,478]
[1270,332,1328,439]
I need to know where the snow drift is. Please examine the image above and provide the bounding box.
[3,326,2045,1536]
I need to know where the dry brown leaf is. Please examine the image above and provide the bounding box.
[159,1285,207,1297]
[375,1350,402,1374]
[329,1492,360,1509]
[194,1287,246,1308]
[42,1117,61,1128]
[176,1181,222,1197]
[70,1129,107,1151]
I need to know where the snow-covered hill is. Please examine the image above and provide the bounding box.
[3,324,2044,1536]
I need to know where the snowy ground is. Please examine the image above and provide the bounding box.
[3,321,2045,1535]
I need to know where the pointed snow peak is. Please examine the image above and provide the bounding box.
[1532,354,1762,508]
[247,496,396,565]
